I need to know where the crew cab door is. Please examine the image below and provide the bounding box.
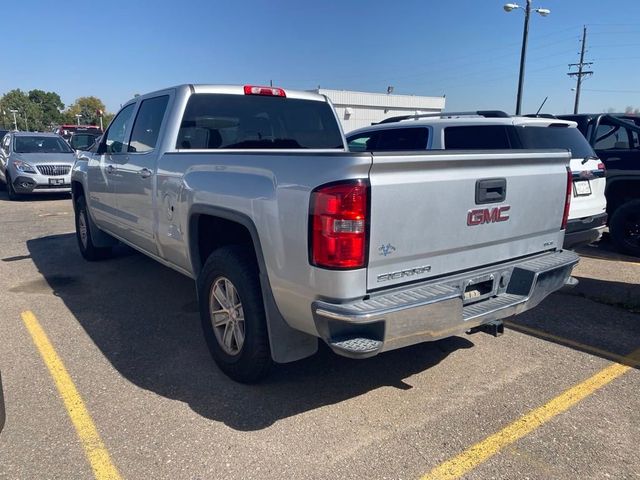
[111,94,170,255]
[87,103,136,231]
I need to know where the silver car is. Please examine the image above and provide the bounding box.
[0,132,75,200]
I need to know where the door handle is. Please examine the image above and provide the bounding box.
[606,157,621,162]
[476,178,507,204]
[138,168,152,179]
[106,164,115,174]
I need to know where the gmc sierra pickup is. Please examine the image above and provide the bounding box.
[72,84,579,383]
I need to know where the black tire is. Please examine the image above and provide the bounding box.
[6,173,19,201]
[198,245,272,383]
[609,199,640,257]
[74,195,112,261]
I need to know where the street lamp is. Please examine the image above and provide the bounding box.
[504,1,550,115]
[8,109,18,131]
[75,114,82,126]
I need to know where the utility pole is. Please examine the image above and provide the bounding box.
[568,26,593,114]
[514,0,531,115]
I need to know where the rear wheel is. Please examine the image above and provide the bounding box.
[610,199,640,257]
[198,245,272,383]
[74,195,112,261]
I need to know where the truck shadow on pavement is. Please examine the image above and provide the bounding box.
[25,233,474,431]
[507,279,640,368]
[576,235,640,264]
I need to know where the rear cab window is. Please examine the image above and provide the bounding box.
[177,94,344,149]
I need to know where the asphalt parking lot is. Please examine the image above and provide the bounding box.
[0,190,638,480]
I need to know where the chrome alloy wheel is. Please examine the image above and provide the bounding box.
[78,210,88,249]
[209,277,245,356]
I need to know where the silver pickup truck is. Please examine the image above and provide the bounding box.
[72,84,578,382]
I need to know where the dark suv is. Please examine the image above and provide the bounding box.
[558,114,640,256]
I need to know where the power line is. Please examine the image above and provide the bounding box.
[582,88,640,94]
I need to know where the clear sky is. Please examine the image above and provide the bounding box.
[3,0,640,116]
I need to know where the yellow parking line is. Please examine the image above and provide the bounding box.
[421,346,640,480]
[21,311,122,480]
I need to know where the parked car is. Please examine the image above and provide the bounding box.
[346,112,607,249]
[71,85,577,383]
[557,113,640,256]
[0,132,76,199]
[68,131,101,151]
[53,124,102,142]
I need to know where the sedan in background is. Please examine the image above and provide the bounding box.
[0,132,76,200]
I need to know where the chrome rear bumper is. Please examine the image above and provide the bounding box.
[312,250,579,358]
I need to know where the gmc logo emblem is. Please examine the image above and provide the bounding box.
[467,206,511,226]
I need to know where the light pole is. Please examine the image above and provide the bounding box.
[504,2,550,115]
[75,114,82,126]
[9,109,18,131]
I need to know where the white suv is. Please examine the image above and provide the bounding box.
[346,112,607,249]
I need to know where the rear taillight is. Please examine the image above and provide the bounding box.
[243,85,286,97]
[310,180,368,269]
[597,161,606,171]
[562,167,572,230]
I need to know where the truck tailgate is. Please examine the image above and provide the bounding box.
[367,150,571,290]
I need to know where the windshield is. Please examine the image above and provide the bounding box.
[516,126,596,158]
[14,136,73,154]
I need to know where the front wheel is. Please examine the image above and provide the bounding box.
[609,199,640,257]
[6,174,19,201]
[198,246,272,383]
[74,195,112,261]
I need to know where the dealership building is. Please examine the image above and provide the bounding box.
[312,88,446,133]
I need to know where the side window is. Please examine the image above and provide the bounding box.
[347,132,376,152]
[346,128,428,152]
[128,95,169,153]
[594,124,631,150]
[104,104,135,154]
[444,125,512,149]
[376,128,429,151]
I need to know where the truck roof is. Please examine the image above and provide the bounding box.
[130,84,329,105]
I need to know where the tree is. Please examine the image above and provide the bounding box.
[64,96,107,126]
[28,90,64,130]
[0,89,38,130]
